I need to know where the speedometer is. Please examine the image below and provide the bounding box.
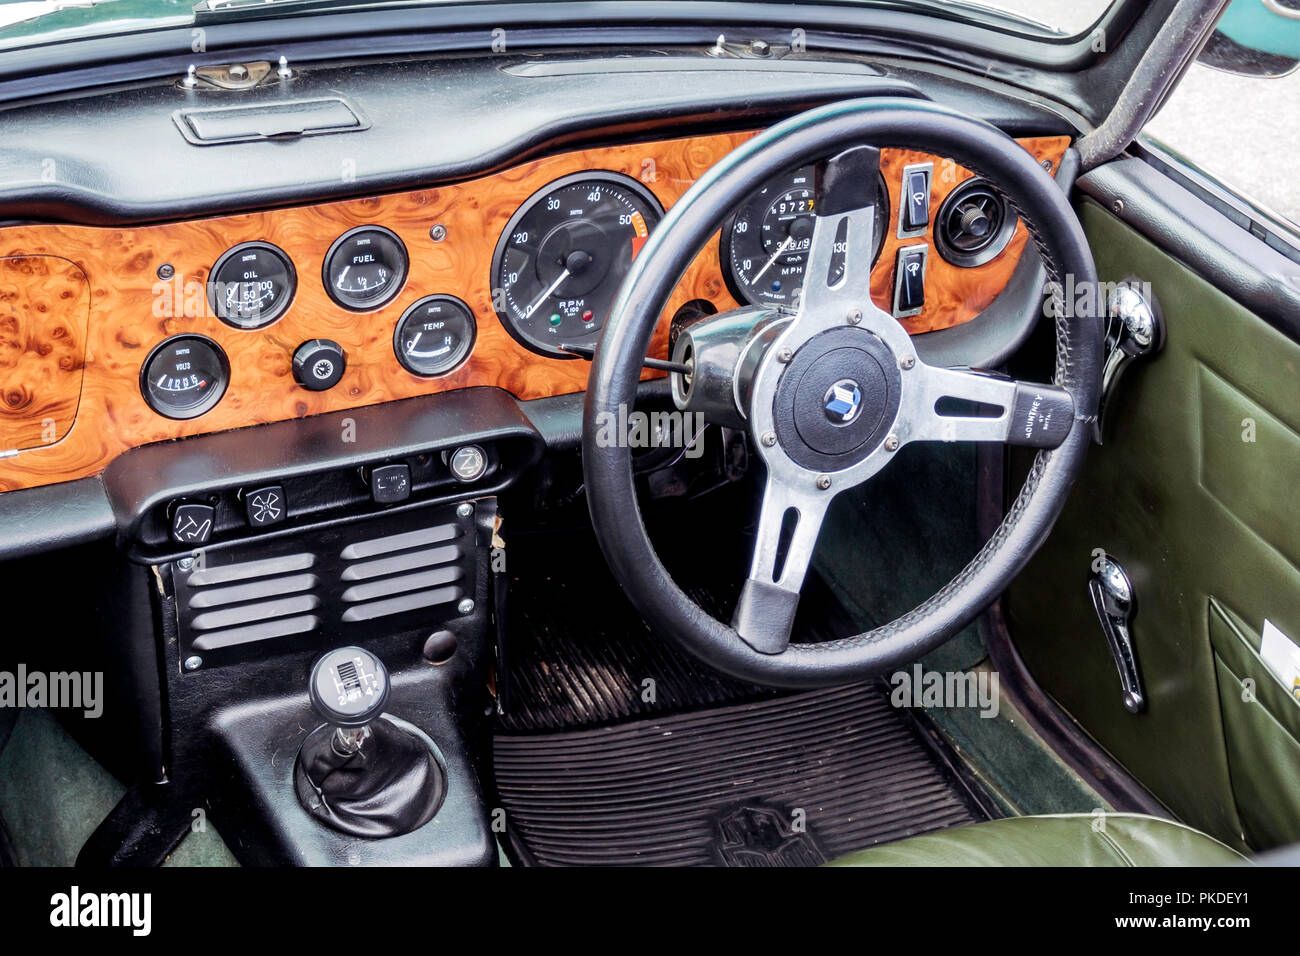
[721,165,889,309]
[491,171,663,357]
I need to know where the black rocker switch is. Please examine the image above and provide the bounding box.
[170,501,215,546]
[902,167,932,232]
[369,462,411,504]
[893,245,928,317]
[243,484,286,528]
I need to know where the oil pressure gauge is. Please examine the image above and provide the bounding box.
[394,295,476,376]
[323,225,409,311]
[208,241,296,329]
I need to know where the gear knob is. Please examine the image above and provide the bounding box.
[308,646,390,730]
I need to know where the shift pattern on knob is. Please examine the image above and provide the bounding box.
[308,646,390,728]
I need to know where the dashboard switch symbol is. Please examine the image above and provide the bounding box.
[448,444,488,483]
[243,484,286,528]
[369,463,411,504]
[170,501,215,546]
[292,339,347,391]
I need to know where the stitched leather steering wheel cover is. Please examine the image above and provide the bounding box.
[583,98,1101,689]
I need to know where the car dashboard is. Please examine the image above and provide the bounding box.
[0,115,1067,496]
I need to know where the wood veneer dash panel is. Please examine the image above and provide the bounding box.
[0,131,1068,492]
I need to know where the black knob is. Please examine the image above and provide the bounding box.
[292,339,346,391]
[307,646,390,728]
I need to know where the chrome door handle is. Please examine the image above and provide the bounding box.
[1095,282,1165,444]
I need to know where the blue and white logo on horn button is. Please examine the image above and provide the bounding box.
[823,379,863,425]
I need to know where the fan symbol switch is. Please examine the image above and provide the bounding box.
[244,485,286,528]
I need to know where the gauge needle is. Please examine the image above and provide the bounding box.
[335,265,350,288]
[752,236,795,283]
[524,268,571,319]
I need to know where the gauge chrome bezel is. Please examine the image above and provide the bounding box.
[393,294,477,377]
[489,170,664,358]
[139,333,231,420]
[207,240,297,330]
[322,224,410,312]
[719,167,890,308]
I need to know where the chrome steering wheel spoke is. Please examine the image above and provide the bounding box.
[733,472,833,655]
[899,364,1075,449]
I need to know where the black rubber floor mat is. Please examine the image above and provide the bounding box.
[496,527,844,732]
[495,683,992,867]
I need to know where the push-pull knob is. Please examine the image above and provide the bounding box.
[1088,558,1145,714]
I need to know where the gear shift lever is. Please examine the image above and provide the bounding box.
[307,646,390,756]
[294,646,445,838]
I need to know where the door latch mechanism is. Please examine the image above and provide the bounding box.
[1088,556,1146,713]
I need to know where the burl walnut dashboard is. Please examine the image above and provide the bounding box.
[0,129,1067,494]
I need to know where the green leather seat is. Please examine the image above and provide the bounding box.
[828,813,1246,867]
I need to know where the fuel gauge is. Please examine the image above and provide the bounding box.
[394,295,476,377]
[323,225,409,311]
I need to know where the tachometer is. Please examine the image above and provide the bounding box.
[721,165,889,309]
[140,335,230,420]
[491,171,663,357]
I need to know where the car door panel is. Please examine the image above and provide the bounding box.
[1006,192,1300,852]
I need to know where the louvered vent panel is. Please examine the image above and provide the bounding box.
[185,553,321,652]
[339,521,465,623]
[173,502,479,668]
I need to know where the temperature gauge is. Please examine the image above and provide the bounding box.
[323,225,409,311]
[140,335,230,419]
[393,295,476,377]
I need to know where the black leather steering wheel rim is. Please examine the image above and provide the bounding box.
[583,98,1101,689]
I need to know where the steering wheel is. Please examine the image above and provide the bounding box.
[583,98,1102,689]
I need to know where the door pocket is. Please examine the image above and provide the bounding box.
[1208,597,1300,849]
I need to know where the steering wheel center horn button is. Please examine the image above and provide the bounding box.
[774,327,902,471]
[823,379,862,424]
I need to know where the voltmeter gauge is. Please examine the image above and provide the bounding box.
[322,225,409,311]
[394,295,476,377]
[140,335,230,420]
[208,241,296,329]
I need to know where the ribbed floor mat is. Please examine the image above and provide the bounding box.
[495,683,992,866]
[497,528,844,731]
